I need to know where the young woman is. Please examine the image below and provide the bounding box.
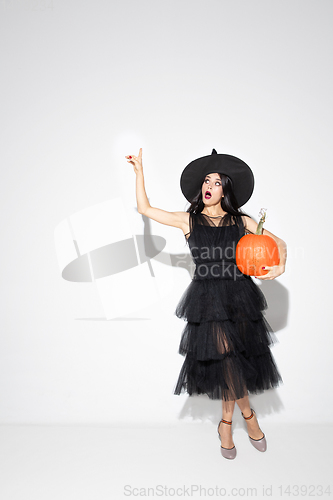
[126,147,287,459]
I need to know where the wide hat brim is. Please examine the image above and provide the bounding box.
[180,150,254,207]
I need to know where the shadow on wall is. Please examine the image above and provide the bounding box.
[260,280,289,333]
[58,213,194,282]
[54,199,194,319]
[141,214,194,277]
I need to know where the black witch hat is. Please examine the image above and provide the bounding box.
[180,149,254,207]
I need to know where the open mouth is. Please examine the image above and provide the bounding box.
[204,191,212,199]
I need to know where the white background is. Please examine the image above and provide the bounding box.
[1,0,332,427]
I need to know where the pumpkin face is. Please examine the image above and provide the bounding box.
[236,234,280,276]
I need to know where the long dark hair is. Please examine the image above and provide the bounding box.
[187,173,248,216]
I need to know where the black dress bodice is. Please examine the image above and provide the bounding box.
[187,212,249,281]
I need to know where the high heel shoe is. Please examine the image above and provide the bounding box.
[217,419,237,459]
[241,408,267,452]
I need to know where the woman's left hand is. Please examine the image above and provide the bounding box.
[255,265,285,280]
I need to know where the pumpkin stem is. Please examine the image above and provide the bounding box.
[256,208,267,235]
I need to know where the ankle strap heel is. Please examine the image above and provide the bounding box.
[217,419,237,460]
[241,408,267,452]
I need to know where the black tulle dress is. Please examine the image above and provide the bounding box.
[174,212,282,401]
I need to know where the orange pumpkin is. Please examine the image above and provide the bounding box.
[236,209,280,276]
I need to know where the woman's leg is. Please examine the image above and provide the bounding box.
[218,399,236,449]
[236,395,264,440]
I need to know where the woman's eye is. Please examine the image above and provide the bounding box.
[216,182,221,186]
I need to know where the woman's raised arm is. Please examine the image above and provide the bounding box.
[126,148,189,234]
